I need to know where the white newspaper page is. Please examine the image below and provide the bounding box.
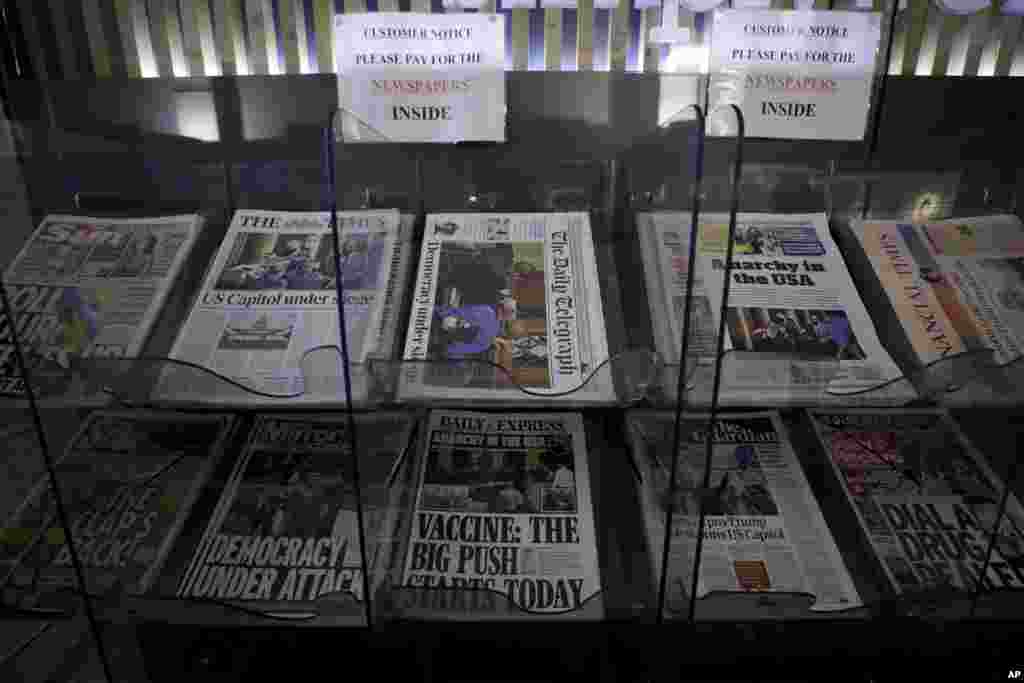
[400,410,602,617]
[809,409,1024,597]
[400,213,612,402]
[629,411,861,615]
[919,215,1024,366]
[638,211,908,403]
[159,210,400,404]
[0,214,202,399]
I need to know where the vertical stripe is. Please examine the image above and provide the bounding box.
[609,0,629,71]
[544,8,561,70]
[194,0,220,74]
[294,0,313,71]
[529,7,544,69]
[931,13,967,76]
[480,0,497,10]
[562,7,577,70]
[279,0,301,72]
[267,0,283,74]
[366,0,379,10]
[1011,30,1024,77]
[626,2,641,71]
[887,1,907,73]
[378,0,400,11]
[642,7,659,73]
[114,0,142,77]
[147,0,173,76]
[63,0,96,76]
[961,3,996,77]
[245,0,268,73]
[347,0,368,12]
[411,0,431,11]
[577,0,593,70]
[163,0,188,75]
[512,9,529,70]
[180,1,205,75]
[215,0,244,74]
[82,0,112,77]
[899,0,930,76]
[593,6,610,70]
[46,0,80,78]
[14,0,51,79]
[947,10,981,75]
[914,4,943,75]
[132,0,160,77]
[994,16,1023,77]
[98,0,129,76]
[313,0,333,72]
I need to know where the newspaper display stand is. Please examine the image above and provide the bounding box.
[0,64,1023,683]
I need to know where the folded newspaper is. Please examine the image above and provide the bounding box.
[807,409,1024,611]
[845,215,1024,401]
[0,410,235,612]
[637,212,914,405]
[400,213,612,403]
[157,210,410,405]
[0,215,203,401]
[628,410,861,619]
[171,413,415,623]
[393,410,603,619]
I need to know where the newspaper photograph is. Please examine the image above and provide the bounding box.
[158,210,402,405]
[176,414,414,614]
[628,411,861,616]
[0,215,202,399]
[400,213,612,403]
[809,409,1024,596]
[852,215,1024,368]
[398,410,602,617]
[0,411,234,611]
[637,212,911,404]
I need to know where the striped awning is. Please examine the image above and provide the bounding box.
[2,1,1022,78]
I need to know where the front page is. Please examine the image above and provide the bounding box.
[398,410,602,617]
[809,409,1024,597]
[176,414,414,617]
[400,213,612,403]
[854,215,1024,367]
[629,411,860,616]
[158,210,401,404]
[0,411,234,611]
[637,212,911,404]
[0,215,202,399]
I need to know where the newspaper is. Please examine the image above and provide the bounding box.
[0,215,203,399]
[175,413,414,616]
[400,213,612,403]
[637,212,912,404]
[808,409,1024,597]
[158,210,403,405]
[0,411,235,611]
[397,410,602,617]
[850,215,1024,368]
[628,411,861,616]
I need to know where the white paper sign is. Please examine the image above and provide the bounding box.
[708,10,881,141]
[335,13,506,143]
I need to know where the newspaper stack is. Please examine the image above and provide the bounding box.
[0,215,203,401]
[0,411,235,612]
[846,215,1024,403]
[400,213,612,403]
[395,410,603,619]
[807,409,1024,612]
[637,212,915,406]
[628,410,862,619]
[157,210,411,405]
